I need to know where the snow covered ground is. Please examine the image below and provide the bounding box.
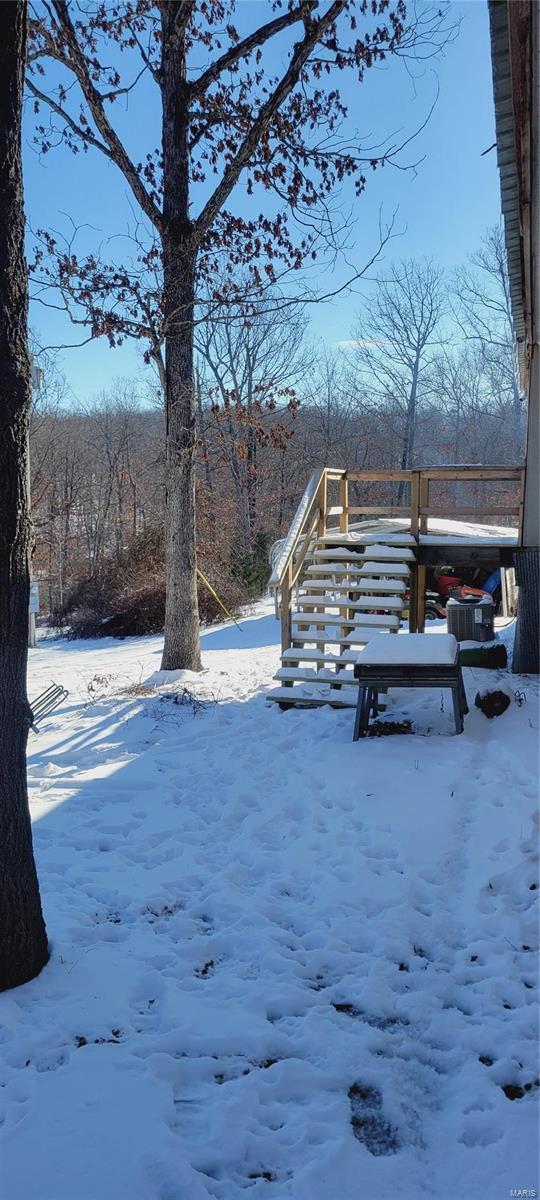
[1,601,538,1200]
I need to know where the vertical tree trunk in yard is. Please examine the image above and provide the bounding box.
[160,4,201,672]
[0,1,49,991]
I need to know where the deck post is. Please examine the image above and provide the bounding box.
[413,471,427,636]
[419,474,430,535]
[517,467,526,543]
[339,474,349,534]
[409,562,418,632]
[280,561,293,654]
[416,564,427,632]
[317,472,328,538]
[338,475,349,627]
[410,471,420,539]
[409,473,424,632]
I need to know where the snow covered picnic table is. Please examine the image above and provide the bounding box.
[357,632,459,667]
[353,633,468,738]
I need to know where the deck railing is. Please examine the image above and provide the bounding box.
[269,464,525,650]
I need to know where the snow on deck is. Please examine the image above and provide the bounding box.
[1,602,538,1200]
[421,516,517,543]
[338,517,519,546]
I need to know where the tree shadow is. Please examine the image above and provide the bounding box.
[200,609,279,652]
[33,607,280,659]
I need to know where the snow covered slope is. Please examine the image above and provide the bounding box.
[0,602,538,1200]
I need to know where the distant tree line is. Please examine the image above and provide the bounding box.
[30,230,525,635]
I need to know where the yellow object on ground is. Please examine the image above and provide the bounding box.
[196,567,244,631]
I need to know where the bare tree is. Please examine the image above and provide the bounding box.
[30,381,165,614]
[28,1,449,670]
[299,348,366,465]
[31,404,84,610]
[351,258,445,500]
[427,345,522,514]
[196,294,309,551]
[430,345,519,464]
[453,224,525,458]
[0,1,49,992]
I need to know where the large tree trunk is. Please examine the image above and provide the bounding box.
[160,4,201,672]
[0,1,49,992]
[161,245,201,670]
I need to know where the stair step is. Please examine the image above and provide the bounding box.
[282,648,360,666]
[280,652,360,672]
[306,561,410,578]
[319,532,415,546]
[301,578,406,595]
[342,630,396,647]
[267,686,357,708]
[292,610,400,629]
[297,594,404,612]
[289,630,394,649]
[358,561,410,577]
[313,544,415,562]
[275,667,357,686]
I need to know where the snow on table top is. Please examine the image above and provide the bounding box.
[358,632,458,665]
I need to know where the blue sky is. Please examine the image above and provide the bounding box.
[24,0,502,404]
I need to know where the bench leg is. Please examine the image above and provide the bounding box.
[353,687,363,741]
[451,685,464,734]
[458,667,469,715]
[353,686,372,741]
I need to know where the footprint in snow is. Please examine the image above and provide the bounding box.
[348,1082,400,1156]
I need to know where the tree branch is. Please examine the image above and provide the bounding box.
[190,3,312,99]
[194,1,345,237]
[126,20,161,81]
[27,78,112,158]
[47,1,163,231]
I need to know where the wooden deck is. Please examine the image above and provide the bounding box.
[271,466,523,632]
[321,518,519,572]
[267,465,524,707]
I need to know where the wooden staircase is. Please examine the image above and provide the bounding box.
[267,464,524,710]
[267,532,414,708]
